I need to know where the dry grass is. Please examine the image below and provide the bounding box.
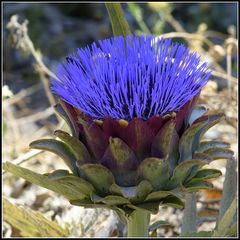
[3,11,238,237]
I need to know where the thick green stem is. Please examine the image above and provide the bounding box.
[127,210,150,237]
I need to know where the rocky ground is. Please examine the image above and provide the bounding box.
[3,3,237,238]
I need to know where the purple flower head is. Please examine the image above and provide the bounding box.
[51,35,211,121]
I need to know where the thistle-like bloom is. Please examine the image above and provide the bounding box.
[26,35,233,219]
[51,35,211,121]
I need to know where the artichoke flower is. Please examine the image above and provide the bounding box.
[27,35,233,228]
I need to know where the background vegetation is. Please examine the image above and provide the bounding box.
[3,2,238,237]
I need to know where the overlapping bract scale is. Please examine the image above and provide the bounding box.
[29,100,233,217]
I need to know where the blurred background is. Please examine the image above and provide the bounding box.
[3,2,238,238]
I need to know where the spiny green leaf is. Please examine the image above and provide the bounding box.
[3,162,89,201]
[182,179,213,192]
[29,139,78,175]
[145,190,180,202]
[167,160,208,189]
[179,121,208,161]
[203,148,234,160]
[54,103,76,136]
[192,168,222,180]
[54,175,95,197]
[54,130,91,165]
[199,113,225,136]
[192,113,225,152]
[198,141,230,152]
[183,153,213,182]
[59,100,81,138]
[187,106,208,126]
[193,152,213,162]
[161,195,184,209]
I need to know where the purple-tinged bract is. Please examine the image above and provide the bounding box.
[51,35,211,121]
[27,36,232,217]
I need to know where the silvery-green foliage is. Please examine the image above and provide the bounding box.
[181,157,237,237]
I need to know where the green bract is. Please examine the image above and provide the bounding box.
[3,99,233,223]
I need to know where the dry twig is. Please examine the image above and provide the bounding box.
[3,83,42,106]
[6,15,61,122]
[6,15,59,82]
[7,107,55,125]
